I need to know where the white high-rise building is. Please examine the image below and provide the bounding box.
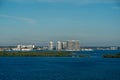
[49,41,54,50]
[62,42,67,50]
[66,40,80,51]
[56,41,62,51]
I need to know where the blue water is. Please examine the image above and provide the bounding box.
[0,57,120,80]
[75,50,120,57]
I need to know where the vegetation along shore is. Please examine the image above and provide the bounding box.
[103,53,120,58]
[0,51,120,58]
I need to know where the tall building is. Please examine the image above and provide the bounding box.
[49,41,54,50]
[66,40,80,51]
[62,42,67,50]
[56,41,62,51]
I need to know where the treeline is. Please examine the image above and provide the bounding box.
[0,51,72,57]
[103,53,120,58]
[3,51,120,58]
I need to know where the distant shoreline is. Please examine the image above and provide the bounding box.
[103,53,120,58]
[0,51,73,57]
[0,51,90,57]
[0,51,120,58]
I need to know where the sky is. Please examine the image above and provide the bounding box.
[0,0,120,46]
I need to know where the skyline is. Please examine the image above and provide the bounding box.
[0,0,120,46]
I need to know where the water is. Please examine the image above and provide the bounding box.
[0,57,120,80]
[75,50,120,57]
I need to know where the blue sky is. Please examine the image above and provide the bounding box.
[0,0,120,46]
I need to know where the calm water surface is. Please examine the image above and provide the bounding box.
[0,57,120,80]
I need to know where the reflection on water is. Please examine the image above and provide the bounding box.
[0,57,120,80]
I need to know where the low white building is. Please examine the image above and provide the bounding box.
[12,44,35,51]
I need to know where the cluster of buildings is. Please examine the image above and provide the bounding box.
[0,40,80,51]
[0,40,120,51]
[49,40,80,51]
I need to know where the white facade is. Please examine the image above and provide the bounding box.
[66,40,80,51]
[56,41,62,51]
[15,44,35,51]
[17,45,35,49]
[12,48,21,51]
[62,42,67,50]
[49,41,54,50]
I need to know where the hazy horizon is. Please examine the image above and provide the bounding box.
[0,0,120,46]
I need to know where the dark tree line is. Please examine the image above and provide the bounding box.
[0,51,72,57]
[103,53,120,58]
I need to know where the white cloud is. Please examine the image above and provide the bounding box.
[0,14,37,24]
